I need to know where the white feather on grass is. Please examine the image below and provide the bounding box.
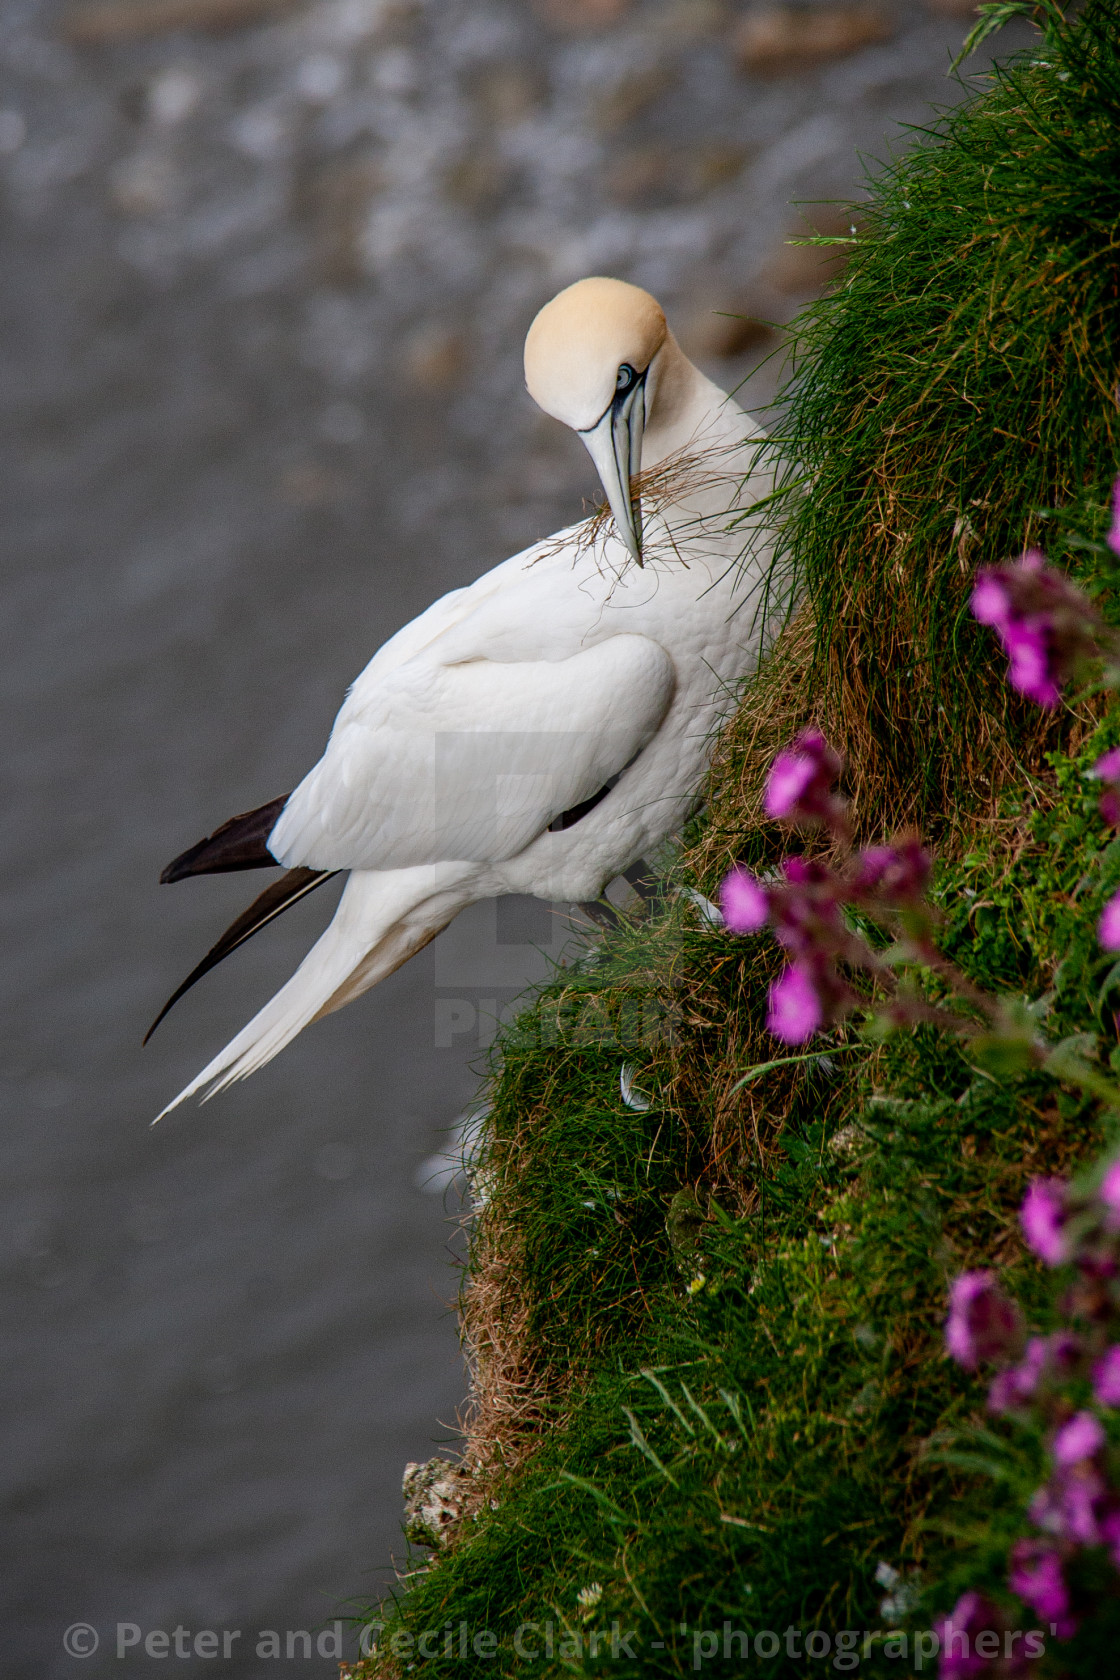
[620,1064,652,1111]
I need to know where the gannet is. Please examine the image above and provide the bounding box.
[150,277,774,1115]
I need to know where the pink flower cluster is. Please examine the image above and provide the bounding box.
[721,731,937,1043]
[970,551,1101,708]
[1092,744,1120,829]
[970,478,1120,710]
[722,854,861,1042]
[762,728,847,831]
[933,1592,1037,1679]
[969,498,1120,952]
[1089,744,1120,951]
[942,1157,1120,1656]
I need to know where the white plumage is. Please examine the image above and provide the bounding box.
[155,277,774,1117]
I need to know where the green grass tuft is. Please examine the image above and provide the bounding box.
[733,0,1120,841]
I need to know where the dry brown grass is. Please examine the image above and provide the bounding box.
[456,1203,572,1485]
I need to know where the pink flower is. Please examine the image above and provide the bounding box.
[720,868,769,934]
[971,550,1104,710]
[1092,1345,1120,1407]
[1099,1157,1120,1229]
[1053,1409,1106,1467]
[1020,1179,1069,1265]
[722,853,856,1041]
[766,963,822,1043]
[852,838,932,903]
[945,1271,1022,1370]
[1100,889,1120,951]
[763,729,843,826]
[987,1335,1049,1415]
[1003,618,1061,708]
[971,573,1012,629]
[1094,746,1120,824]
[1099,1505,1120,1569]
[934,1593,1005,1678]
[1109,474,1120,559]
[770,856,844,955]
[1094,749,1120,826]
[1008,1540,1071,1627]
[1030,1466,1103,1546]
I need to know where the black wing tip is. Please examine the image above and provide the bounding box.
[159,845,279,884]
[142,1007,172,1047]
[143,867,336,1044]
[160,845,206,885]
[159,795,290,883]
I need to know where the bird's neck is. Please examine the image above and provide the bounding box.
[642,333,750,469]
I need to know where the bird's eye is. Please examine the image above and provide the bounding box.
[615,363,637,395]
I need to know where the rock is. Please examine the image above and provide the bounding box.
[647,0,729,36]
[828,1121,866,1159]
[294,53,346,104]
[687,142,751,193]
[592,65,674,132]
[297,157,383,284]
[732,4,893,75]
[604,145,675,208]
[442,152,513,214]
[532,0,633,31]
[108,152,179,216]
[369,45,419,96]
[464,61,546,127]
[227,103,291,162]
[62,0,298,45]
[146,68,202,126]
[605,141,748,207]
[402,324,468,392]
[402,1457,466,1548]
[367,0,423,46]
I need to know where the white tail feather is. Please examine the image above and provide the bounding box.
[154,864,478,1121]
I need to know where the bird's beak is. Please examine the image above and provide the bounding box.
[580,373,647,564]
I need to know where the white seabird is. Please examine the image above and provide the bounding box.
[150,276,774,1115]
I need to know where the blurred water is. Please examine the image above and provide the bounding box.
[0,1,1026,1672]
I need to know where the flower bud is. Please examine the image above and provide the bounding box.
[945,1271,1023,1370]
[720,867,769,934]
[1020,1179,1069,1266]
[763,729,845,827]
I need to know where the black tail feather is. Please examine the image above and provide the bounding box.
[160,795,290,883]
[143,867,337,1044]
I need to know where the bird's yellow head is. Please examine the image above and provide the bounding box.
[524,276,667,432]
[524,277,669,562]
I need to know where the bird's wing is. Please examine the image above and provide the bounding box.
[268,633,675,872]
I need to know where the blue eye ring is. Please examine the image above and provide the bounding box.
[615,362,638,395]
